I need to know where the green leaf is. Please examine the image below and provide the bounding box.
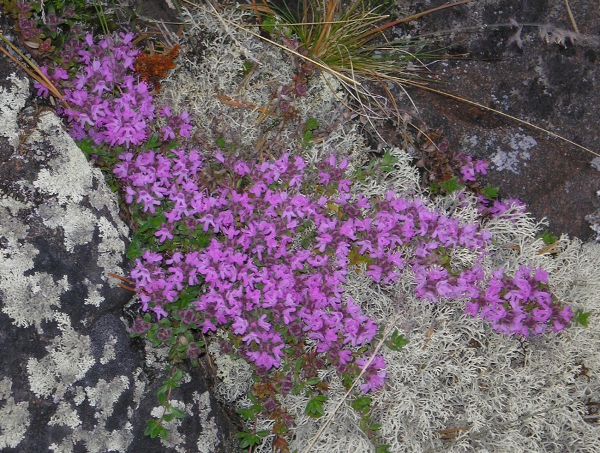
[157,382,169,394]
[173,368,185,382]
[144,134,162,149]
[144,419,158,437]
[262,15,276,34]
[305,395,327,418]
[162,412,176,422]
[191,228,211,249]
[170,407,187,419]
[294,359,303,374]
[376,444,392,453]
[159,318,172,329]
[539,229,559,246]
[126,236,142,260]
[157,392,168,405]
[149,424,161,438]
[237,431,262,449]
[215,137,226,148]
[381,149,399,171]
[157,425,169,440]
[239,437,251,449]
[149,337,162,348]
[341,372,354,389]
[76,138,98,156]
[385,329,409,351]
[237,408,255,420]
[305,377,320,386]
[350,396,372,412]
[480,184,499,200]
[438,177,463,195]
[574,309,592,328]
[304,117,319,132]
[242,60,254,76]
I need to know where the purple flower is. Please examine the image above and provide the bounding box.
[155,225,174,243]
[130,317,152,335]
[161,125,175,141]
[156,327,172,342]
[232,317,249,335]
[356,355,387,393]
[366,265,383,282]
[178,308,197,325]
[186,342,202,359]
[474,160,489,174]
[34,81,49,97]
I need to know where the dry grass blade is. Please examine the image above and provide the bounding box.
[563,0,580,34]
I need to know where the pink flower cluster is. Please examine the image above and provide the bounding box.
[118,151,381,377]
[465,265,573,336]
[456,153,489,182]
[35,33,191,148]
[113,149,509,391]
[433,141,489,184]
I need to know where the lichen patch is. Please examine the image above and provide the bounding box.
[27,312,95,399]
[0,74,29,150]
[31,114,96,206]
[0,246,65,331]
[83,278,104,307]
[100,334,118,364]
[85,376,130,421]
[0,377,30,450]
[194,391,219,453]
[48,401,82,429]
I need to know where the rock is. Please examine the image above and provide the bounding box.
[394,0,600,240]
[0,64,239,452]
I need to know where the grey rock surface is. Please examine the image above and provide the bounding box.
[396,0,600,240]
[0,66,239,452]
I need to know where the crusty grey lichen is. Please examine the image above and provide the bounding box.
[1,74,129,332]
[100,334,118,364]
[0,377,30,450]
[48,401,82,430]
[85,376,130,422]
[194,391,220,453]
[0,197,67,331]
[0,73,28,149]
[27,312,96,399]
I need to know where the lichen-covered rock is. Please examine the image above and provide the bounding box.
[0,67,239,452]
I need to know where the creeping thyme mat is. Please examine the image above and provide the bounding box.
[22,3,600,453]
